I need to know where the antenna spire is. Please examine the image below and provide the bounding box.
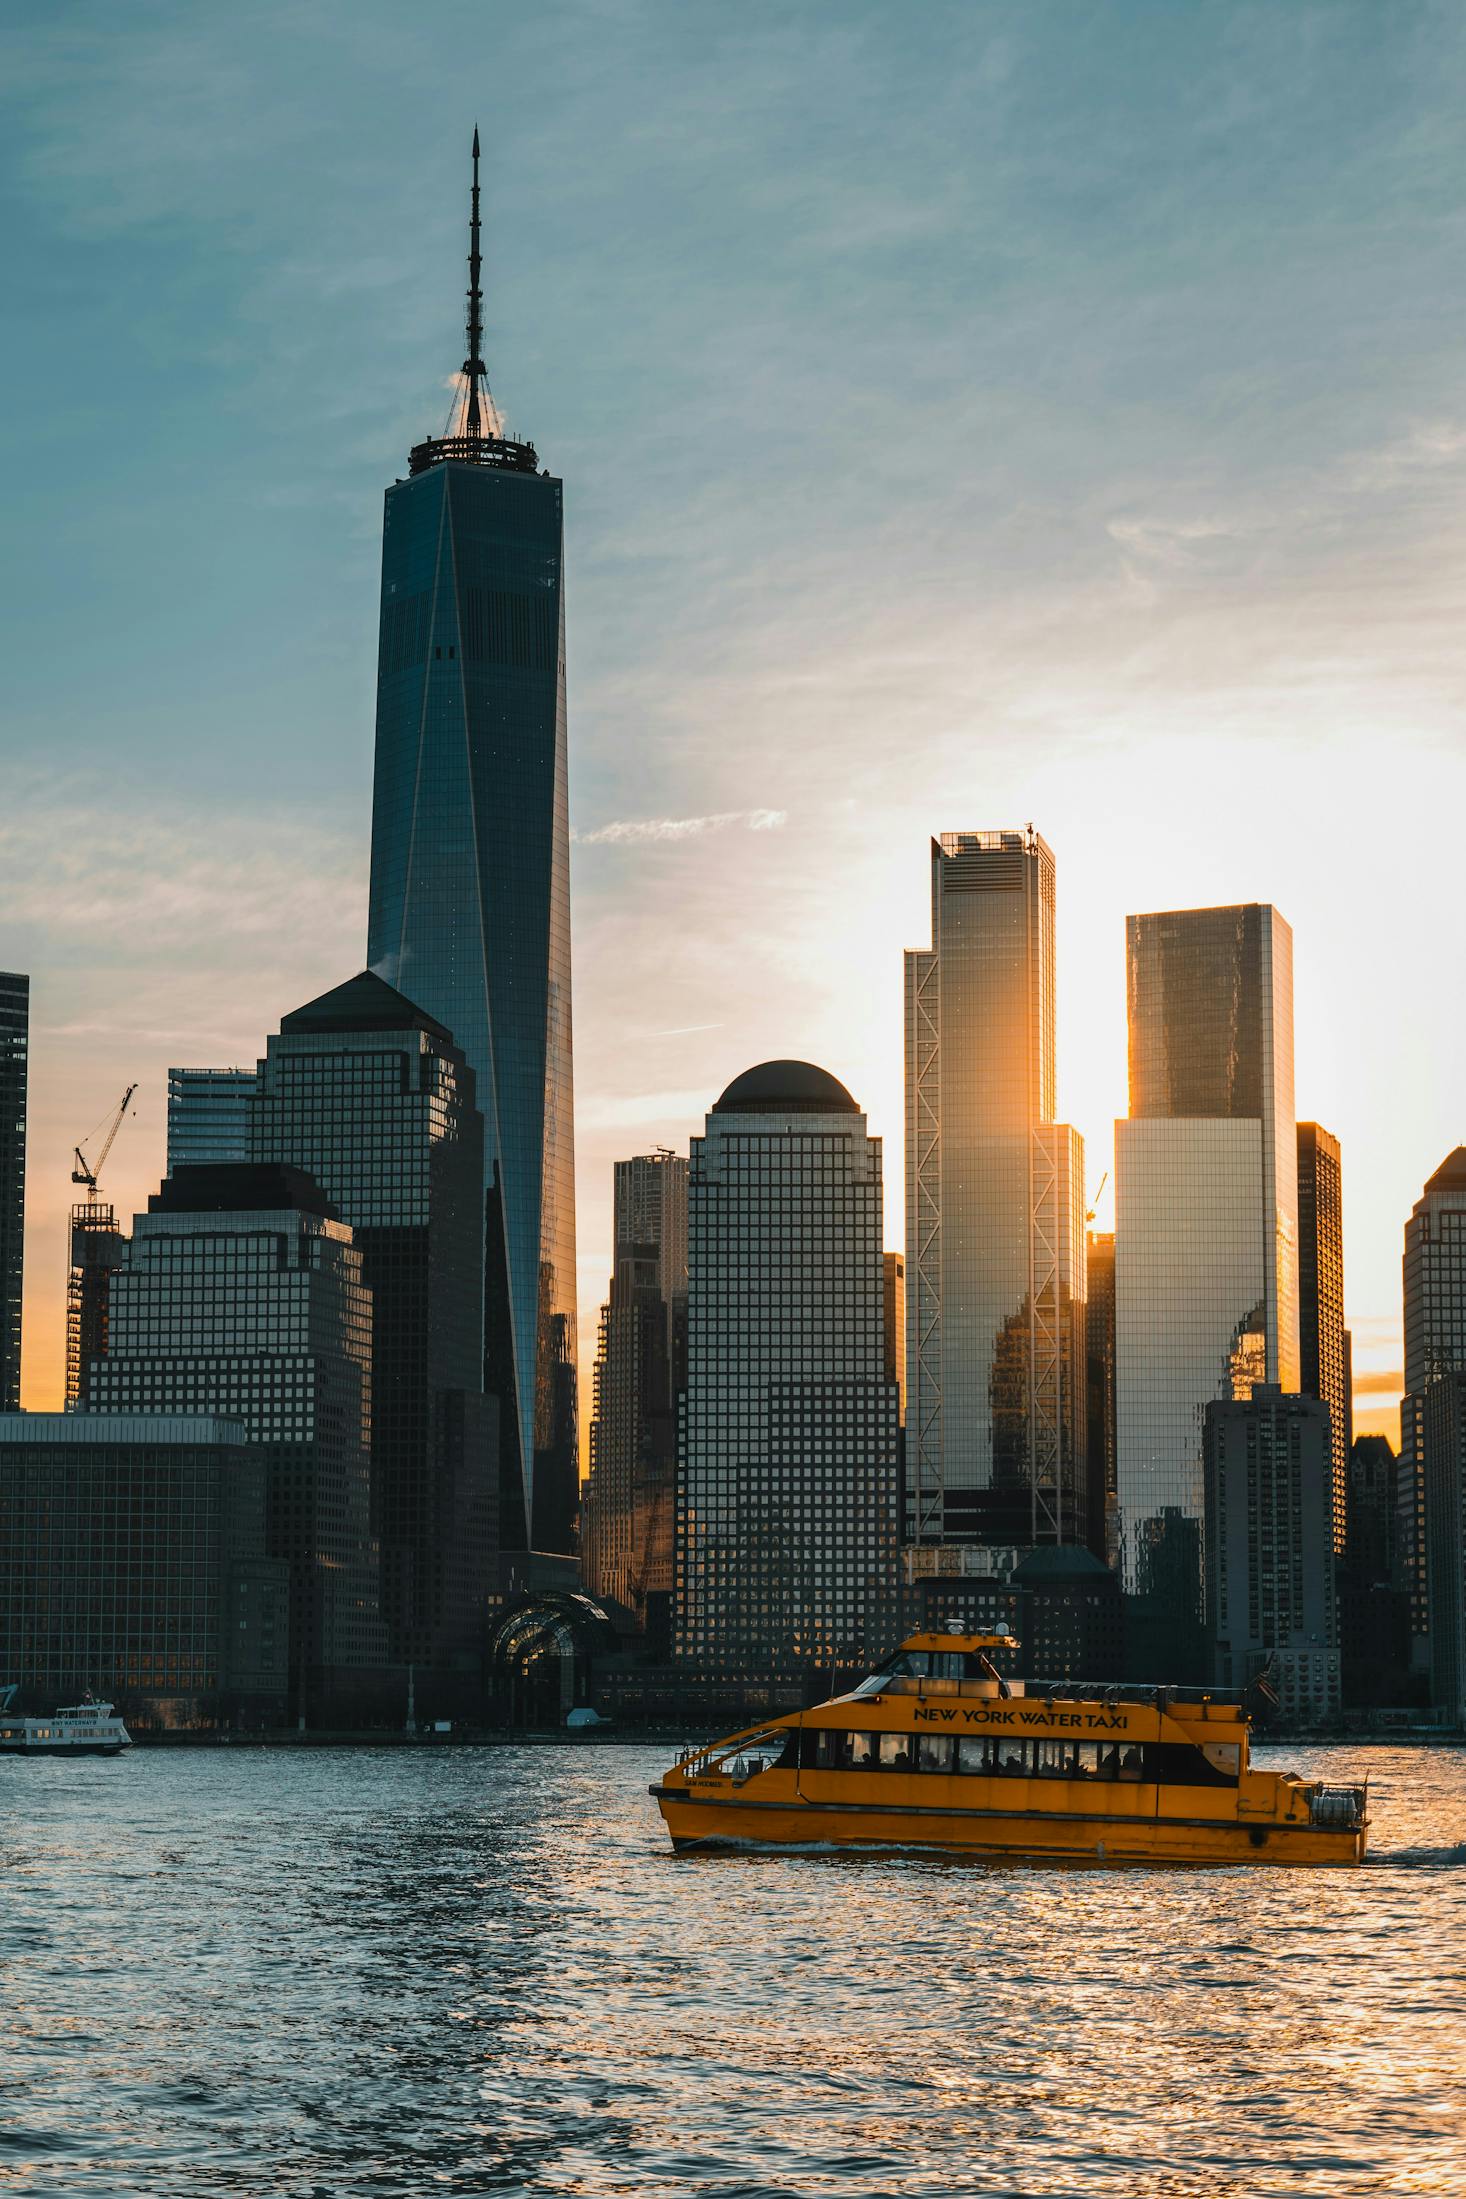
[464,126,485,438]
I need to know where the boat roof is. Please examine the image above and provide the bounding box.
[899,1631,1019,1654]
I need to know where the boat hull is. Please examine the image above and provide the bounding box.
[653,1790,1366,1866]
[0,1742,130,1758]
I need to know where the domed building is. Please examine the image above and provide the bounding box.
[676,1061,901,1691]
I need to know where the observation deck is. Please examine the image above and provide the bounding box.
[408,430,541,477]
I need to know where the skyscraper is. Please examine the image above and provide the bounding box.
[1084,1231,1117,1565]
[1204,1385,1339,1723]
[0,972,27,1412]
[366,133,575,1555]
[676,1063,900,1681]
[1400,1148,1466,1656]
[904,830,1087,1567]
[250,972,495,1708]
[82,1164,386,1720]
[1115,903,1299,1673]
[1421,1374,1466,1726]
[582,1151,688,1644]
[166,1068,256,1174]
[1297,1122,1347,1553]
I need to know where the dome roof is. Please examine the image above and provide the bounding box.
[713,1060,859,1115]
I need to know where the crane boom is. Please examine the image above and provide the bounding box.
[71,1084,138,1198]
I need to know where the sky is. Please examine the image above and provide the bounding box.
[4,0,1465,1451]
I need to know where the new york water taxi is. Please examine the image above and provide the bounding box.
[651,1631,1368,1865]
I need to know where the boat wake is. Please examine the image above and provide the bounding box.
[1367,1843,1466,1868]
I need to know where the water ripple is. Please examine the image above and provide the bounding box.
[1,1742,1464,2195]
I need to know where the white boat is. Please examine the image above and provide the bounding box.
[0,1688,132,1757]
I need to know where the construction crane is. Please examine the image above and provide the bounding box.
[71,1085,137,1208]
[1085,1170,1109,1226]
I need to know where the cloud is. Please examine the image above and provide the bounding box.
[575,808,787,846]
[1351,1369,1405,1399]
[0,780,363,952]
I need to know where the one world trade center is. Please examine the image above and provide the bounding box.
[367,133,576,1554]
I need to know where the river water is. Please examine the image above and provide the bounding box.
[3,1741,1465,2197]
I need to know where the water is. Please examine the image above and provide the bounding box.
[3,1741,1465,2197]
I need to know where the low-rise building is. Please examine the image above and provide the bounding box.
[0,1412,288,1727]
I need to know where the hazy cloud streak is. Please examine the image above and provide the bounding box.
[575,808,787,846]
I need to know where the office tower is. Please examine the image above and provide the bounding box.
[1297,1123,1347,1552]
[0,973,26,1411]
[582,1151,688,1645]
[676,1062,900,1680]
[0,1412,289,1724]
[365,134,575,1555]
[1338,1435,1411,1705]
[1420,1375,1466,1725]
[82,1164,386,1720]
[904,830,1087,1576]
[1204,1386,1339,1723]
[166,1068,256,1173]
[1115,903,1299,1676]
[882,1253,906,1421]
[1400,1148,1466,1653]
[1084,1232,1117,1564]
[250,972,494,1708]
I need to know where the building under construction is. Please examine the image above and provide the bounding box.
[65,1087,134,1408]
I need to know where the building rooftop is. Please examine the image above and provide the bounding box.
[280,970,452,1045]
[149,1164,338,1219]
[1424,1146,1466,1197]
[713,1061,859,1116]
[0,1412,248,1445]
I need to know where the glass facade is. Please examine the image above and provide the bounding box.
[676,1064,901,1680]
[0,1412,288,1721]
[1400,1148,1466,1650]
[904,831,1086,1555]
[582,1153,688,1644]
[366,448,575,1555]
[1296,1122,1347,1554]
[81,1167,387,1720]
[250,971,494,1702]
[166,1068,257,1174]
[1421,1374,1466,1725]
[1115,905,1299,1671]
[1204,1387,1339,1723]
[0,972,27,1412]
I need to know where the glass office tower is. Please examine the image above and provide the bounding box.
[1400,1147,1466,1653]
[0,972,27,1411]
[166,1068,256,1174]
[82,1164,387,1722]
[366,136,576,1554]
[904,831,1087,1566]
[251,971,494,1707]
[582,1152,688,1645]
[1297,1122,1347,1554]
[676,1063,900,1681]
[1115,903,1299,1673]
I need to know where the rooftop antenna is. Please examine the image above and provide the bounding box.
[463,126,486,439]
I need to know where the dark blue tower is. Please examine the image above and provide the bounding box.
[367,133,577,1553]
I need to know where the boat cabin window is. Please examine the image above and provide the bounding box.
[797,1730,1237,1784]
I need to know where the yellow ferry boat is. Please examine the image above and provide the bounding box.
[651,1631,1368,1866]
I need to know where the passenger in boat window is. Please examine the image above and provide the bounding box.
[1119,1745,1144,1780]
[956,1736,992,1775]
[879,1733,912,1769]
[999,1744,1027,1775]
[916,1734,954,1772]
[1074,1742,1101,1776]
[849,1731,876,1767]
[1036,1740,1073,1777]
